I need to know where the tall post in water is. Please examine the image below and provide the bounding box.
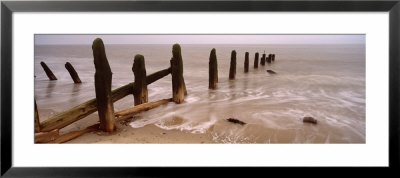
[254,52,259,68]
[272,54,276,62]
[132,55,148,106]
[229,50,237,80]
[267,54,272,64]
[92,38,115,132]
[34,100,40,133]
[209,48,218,89]
[261,53,266,66]
[170,44,185,103]
[65,62,82,83]
[244,52,249,73]
[40,61,57,80]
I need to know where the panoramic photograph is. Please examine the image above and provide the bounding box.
[33,34,366,144]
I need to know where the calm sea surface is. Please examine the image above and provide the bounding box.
[35,44,365,143]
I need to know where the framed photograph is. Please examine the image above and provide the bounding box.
[1,0,399,176]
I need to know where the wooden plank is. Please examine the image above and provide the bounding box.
[34,129,59,143]
[51,98,172,143]
[51,124,99,144]
[115,98,172,117]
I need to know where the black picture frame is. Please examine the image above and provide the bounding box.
[1,0,399,177]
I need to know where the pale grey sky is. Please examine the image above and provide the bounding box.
[35,34,365,45]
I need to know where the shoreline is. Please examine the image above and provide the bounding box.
[66,123,215,144]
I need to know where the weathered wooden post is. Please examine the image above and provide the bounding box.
[170,44,185,103]
[209,48,218,89]
[34,100,40,133]
[261,53,266,66]
[92,38,115,132]
[267,54,272,63]
[229,50,236,80]
[254,52,259,68]
[65,62,82,83]
[40,61,57,80]
[272,54,276,62]
[132,54,148,106]
[244,52,249,73]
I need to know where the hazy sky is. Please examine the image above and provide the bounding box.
[35,34,365,45]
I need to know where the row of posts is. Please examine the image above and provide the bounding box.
[92,39,187,132]
[40,61,82,83]
[210,49,276,89]
[37,42,275,133]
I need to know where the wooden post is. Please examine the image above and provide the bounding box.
[132,55,148,106]
[92,38,115,132]
[40,61,57,80]
[209,48,218,89]
[267,54,272,63]
[65,62,82,83]
[229,50,236,80]
[34,100,40,133]
[261,53,266,66]
[254,52,259,68]
[170,44,185,103]
[272,54,276,62]
[244,52,249,73]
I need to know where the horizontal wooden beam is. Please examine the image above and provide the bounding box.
[115,98,172,117]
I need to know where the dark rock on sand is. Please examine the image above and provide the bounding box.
[303,117,317,124]
[266,70,277,74]
[226,118,246,125]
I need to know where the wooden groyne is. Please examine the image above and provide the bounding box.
[35,40,279,143]
[37,39,184,139]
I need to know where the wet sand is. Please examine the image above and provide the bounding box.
[67,123,214,144]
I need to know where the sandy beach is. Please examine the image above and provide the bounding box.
[38,108,215,144]
[67,123,214,144]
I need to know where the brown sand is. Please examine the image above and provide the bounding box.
[67,123,214,144]
[38,109,215,144]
